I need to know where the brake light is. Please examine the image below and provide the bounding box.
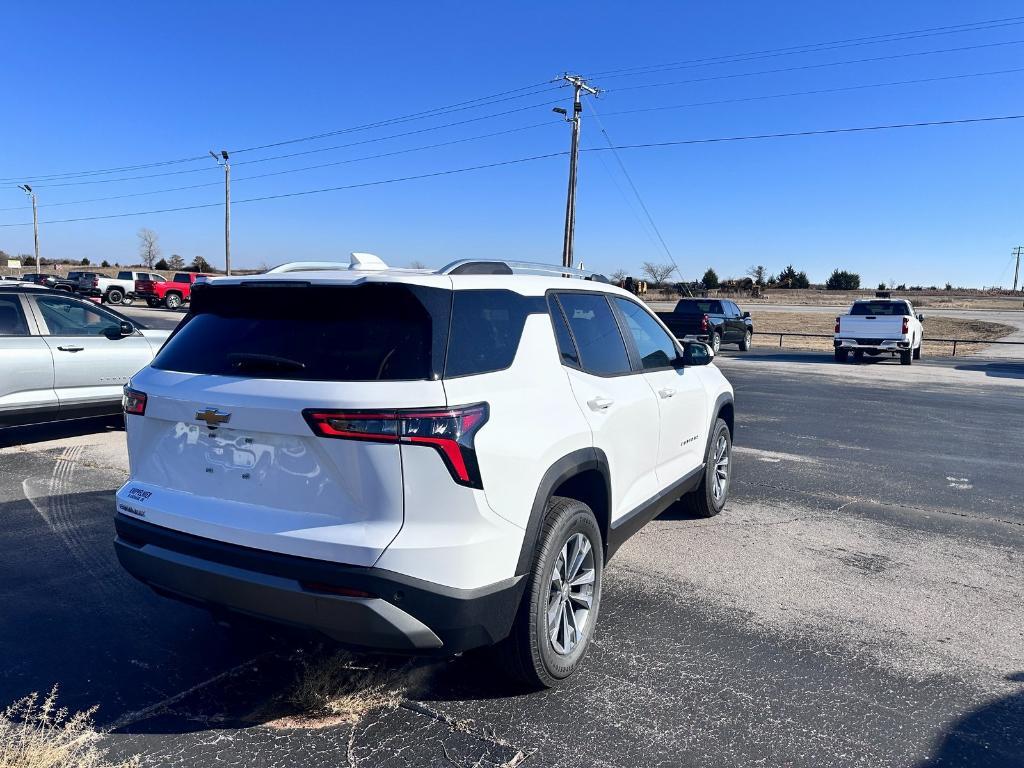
[700,314,709,333]
[901,316,909,334]
[303,403,489,488]
[122,387,147,415]
[835,316,841,334]
[92,277,99,287]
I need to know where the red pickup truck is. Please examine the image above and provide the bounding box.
[135,272,212,309]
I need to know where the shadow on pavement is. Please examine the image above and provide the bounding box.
[0,415,123,449]
[953,362,1024,380]
[920,673,1024,767]
[725,351,837,364]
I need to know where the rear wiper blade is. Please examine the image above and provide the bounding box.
[228,353,306,371]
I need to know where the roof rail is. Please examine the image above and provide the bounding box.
[438,259,608,282]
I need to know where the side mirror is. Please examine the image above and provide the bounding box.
[119,321,135,336]
[678,341,714,367]
[917,313,924,322]
[742,311,751,318]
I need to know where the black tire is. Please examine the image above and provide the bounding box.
[499,496,603,688]
[680,418,732,518]
[164,293,182,310]
[853,350,864,362]
[834,349,848,363]
[912,341,921,360]
[738,329,752,351]
[901,350,912,365]
[147,298,159,308]
[710,332,722,354]
[106,288,123,305]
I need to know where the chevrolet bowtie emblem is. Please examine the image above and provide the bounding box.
[195,408,231,426]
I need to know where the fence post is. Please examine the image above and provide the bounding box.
[952,340,957,357]
[779,333,783,348]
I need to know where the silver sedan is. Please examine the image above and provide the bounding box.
[0,286,171,427]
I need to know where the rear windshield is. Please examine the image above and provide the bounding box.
[675,300,722,314]
[850,301,911,316]
[153,284,451,381]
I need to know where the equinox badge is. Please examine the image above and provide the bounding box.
[195,408,231,427]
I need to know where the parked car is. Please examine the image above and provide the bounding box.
[656,298,753,353]
[114,255,735,687]
[134,271,210,309]
[834,298,924,365]
[78,270,166,305]
[20,272,60,288]
[0,285,171,427]
[51,270,88,292]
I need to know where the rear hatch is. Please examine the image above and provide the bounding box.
[120,280,452,566]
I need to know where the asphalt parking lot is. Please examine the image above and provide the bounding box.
[1,346,1022,767]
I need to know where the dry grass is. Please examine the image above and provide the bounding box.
[749,311,1015,356]
[266,649,428,729]
[0,687,138,768]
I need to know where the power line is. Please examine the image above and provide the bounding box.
[0,82,561,184]
[598,67,1024,118]
[606,38,1024,93]
[24,98,566,189]
[0,121,559,212]
[587,15,1024,79]
[585,97,682,279]
[3,112,1021,228]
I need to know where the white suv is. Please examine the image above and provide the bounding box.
[114,255,735,686]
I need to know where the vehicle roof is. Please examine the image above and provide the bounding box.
[852,298,911,303]
[208,264,634,298]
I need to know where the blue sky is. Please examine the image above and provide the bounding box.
[1,1,1022,287]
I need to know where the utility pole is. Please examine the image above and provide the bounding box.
[554,74,600,269]
[1012,245,1022,292]
[210,150,231,275]
[17,184,39,267]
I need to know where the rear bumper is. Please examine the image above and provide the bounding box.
[114,514,525,654]
[680,333,710,343]
[834,338,910,351]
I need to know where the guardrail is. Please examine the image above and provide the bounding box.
[754,331,1024,356]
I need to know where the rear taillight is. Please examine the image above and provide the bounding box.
[122,387,147,415]
[835,316,841,334]
[303,403,489,488]
[700,314,709,333]
[92,277,99,287]
[901,316,909,334]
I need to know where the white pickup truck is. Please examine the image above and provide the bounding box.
[834,297,924,365]
[77,269,166,305]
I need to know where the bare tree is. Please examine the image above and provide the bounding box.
[167,254,185,270]
[137,228,161,268]
[408,260,427,269]
[747,264,768,286]
[641,262,675,285]
[610,269,628,283]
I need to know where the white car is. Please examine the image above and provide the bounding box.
[834,297,924,365]
[113,254,735,686]
[78,270,167,305]
[0,285,170,427]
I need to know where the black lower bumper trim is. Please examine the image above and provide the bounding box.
[114,515,526,654]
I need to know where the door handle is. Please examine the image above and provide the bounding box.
[658,387,676,399]
[56,345,84,352]
[587,396,614,412]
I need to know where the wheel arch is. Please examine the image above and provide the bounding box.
[704,393,734,463]
[514,448,610,577]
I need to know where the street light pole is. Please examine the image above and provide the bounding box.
[17,184,39,267]
[210,150,231,275]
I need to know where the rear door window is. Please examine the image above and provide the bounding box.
[556,293,631,376]
[444,290,538,377]
[153,283,450,381]
[0,296,29,336]
[172,273,190,283]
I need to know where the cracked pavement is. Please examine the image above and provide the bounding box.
[0,350,1022,766]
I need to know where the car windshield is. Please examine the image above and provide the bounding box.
[675,300,722,314]
[850,301,911,316]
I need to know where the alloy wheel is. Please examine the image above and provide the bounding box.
[547,532,596,655]
[712,433,730,502]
